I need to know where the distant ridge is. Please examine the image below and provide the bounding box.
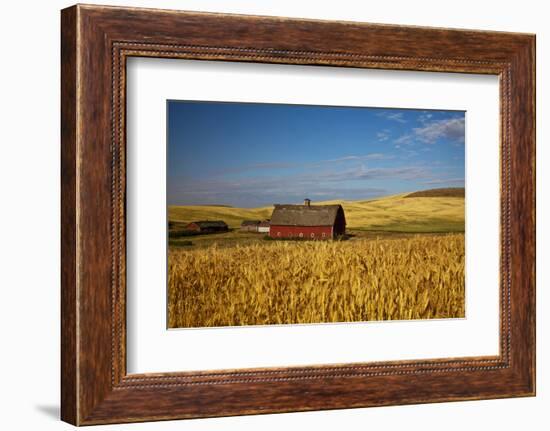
[198,204,233,208]
[406,187,465,198]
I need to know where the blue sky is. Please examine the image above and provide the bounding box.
[167,101,465,208]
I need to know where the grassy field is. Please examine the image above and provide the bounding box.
[168,234,465,328]
[167,189,465,328]
[168,192,465,232]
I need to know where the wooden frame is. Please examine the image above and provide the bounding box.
[61,4,535,426]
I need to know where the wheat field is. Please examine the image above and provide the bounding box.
[168,233,465,328]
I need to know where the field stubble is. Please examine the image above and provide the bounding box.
[168,233,465,328]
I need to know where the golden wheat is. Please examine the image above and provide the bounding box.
[168,234,464,328]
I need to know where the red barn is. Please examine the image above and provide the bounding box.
[269,199,346,240]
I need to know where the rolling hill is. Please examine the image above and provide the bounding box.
[405,187,465,198]
[169,189,465,233]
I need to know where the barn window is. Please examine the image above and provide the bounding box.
[299,232,303,238]
[322,232,326,238]
[310,233,315,238]
[277,231,281,237]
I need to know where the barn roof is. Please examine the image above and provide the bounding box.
[188,220,228,228]
[270,204,344,227]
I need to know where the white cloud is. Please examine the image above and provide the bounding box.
[392,117,465,147]
[418,112,433,123]
[413,117,465,144]
[321,153,387,164]
[393,134,413,146]
[216,153,391,175]
[377,111,407,123]
[376,130,391,141]
[168,163,433,206]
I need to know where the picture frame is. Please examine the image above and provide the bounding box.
[61,4,535,425]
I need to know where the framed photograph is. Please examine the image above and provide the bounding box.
[61,4,535,425]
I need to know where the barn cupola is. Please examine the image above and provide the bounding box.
[304,198,311,207]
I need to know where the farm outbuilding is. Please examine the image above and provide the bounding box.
[258,221,271,233]
[185,220,229,233]
[240,220,261,232]
[240,219,271,233]
[269,199,346,240]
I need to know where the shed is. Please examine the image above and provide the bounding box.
[258,220,271,233]
[185,220,229,233]
[240,220,261,232]
[269,199,346,240]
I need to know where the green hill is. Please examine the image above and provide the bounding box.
[169,192,465,233]
[406,187,465,198]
